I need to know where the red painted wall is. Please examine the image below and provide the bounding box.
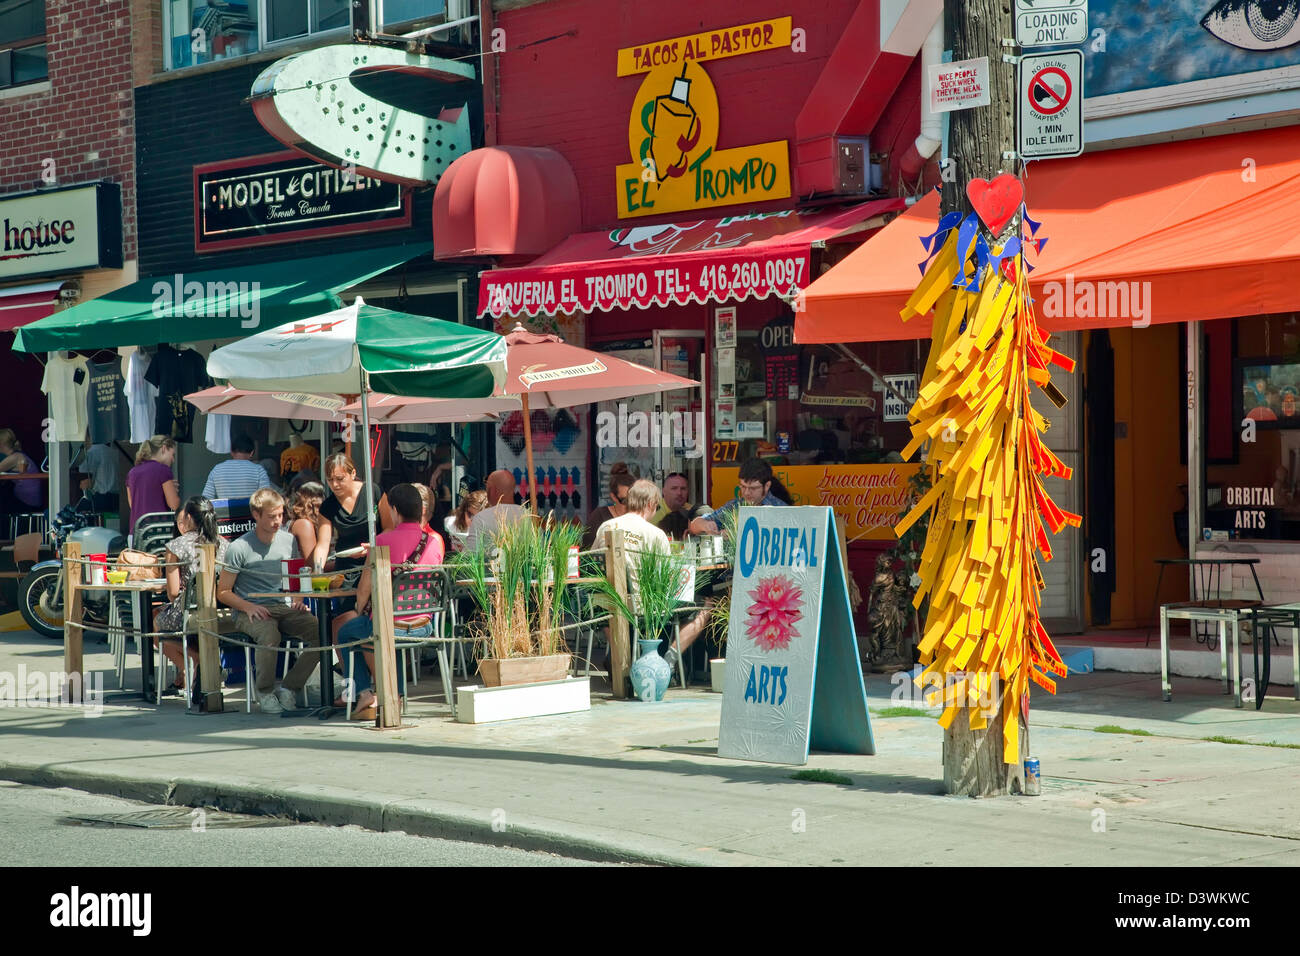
[495,0,861,232]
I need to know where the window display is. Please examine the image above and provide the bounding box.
[714,303,928,467]
[1202,313,1300,541]
[710,302,929,542]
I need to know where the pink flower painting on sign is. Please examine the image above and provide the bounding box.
[746,575,804,652]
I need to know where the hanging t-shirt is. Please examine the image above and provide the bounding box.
[144,345,212,443]
[40,354,90,443]
[205,413,232,455]
[280,443,320,480]
[85,361,131,444]
[124,350,159,444]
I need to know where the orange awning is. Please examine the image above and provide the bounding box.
[796,126,1300,343]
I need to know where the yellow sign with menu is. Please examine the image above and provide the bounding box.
[616,18,792,219]
[711,464,925,541]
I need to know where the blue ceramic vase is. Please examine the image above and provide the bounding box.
[630,637,672,702]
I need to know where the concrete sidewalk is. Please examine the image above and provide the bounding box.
[2,630,1300,866]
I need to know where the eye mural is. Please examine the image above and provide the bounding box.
[1083,0,1300,98]
[1202,0,1300,50]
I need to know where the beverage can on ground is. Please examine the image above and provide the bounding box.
[1024,757,1041,795]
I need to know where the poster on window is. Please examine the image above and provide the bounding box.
[762,316,800,400]
[715,306,737,348]
[716,401,736,437]
[882,374,918,422]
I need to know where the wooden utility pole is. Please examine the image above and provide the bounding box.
[939,0,1028,796]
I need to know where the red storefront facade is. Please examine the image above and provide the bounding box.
[435,0,943,628]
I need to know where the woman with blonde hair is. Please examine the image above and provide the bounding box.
[444,489,487,553]
[126,436,179,533]
[288,481,331,571]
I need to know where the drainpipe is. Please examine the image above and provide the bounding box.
[894,11,944,187]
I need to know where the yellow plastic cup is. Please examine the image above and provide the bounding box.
[311,576,331,592]
[106,570,129,585]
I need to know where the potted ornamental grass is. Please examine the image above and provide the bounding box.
[452,516,585,687]
[588,543,693,701]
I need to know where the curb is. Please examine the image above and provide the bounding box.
[0,760,711,867]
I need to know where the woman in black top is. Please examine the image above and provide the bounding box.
[321,453,375,642]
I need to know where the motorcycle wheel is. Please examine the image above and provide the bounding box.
[18,566,64,640]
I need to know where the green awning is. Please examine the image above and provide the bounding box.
[12,242,433,353]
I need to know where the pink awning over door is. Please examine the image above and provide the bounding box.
[477,198,905,319]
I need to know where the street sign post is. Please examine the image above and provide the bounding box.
[1017,50,1084,158]
[1014,0,1088,47]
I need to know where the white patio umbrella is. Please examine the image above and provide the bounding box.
[207,297,508,542]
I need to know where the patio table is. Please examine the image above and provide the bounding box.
[248,589,356,718]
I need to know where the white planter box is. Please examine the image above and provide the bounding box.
[710,658,726,693]
[455,676,591,724]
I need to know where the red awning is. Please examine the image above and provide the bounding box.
[477,198,906,319]
[0,281,62,332]
[795,125,1300,343]
[433,146,581,263]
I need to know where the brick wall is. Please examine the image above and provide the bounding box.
[0,0,137,262]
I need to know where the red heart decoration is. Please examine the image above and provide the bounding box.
[966,174,1024,236]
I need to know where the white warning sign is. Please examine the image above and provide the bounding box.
[1017,50,1084,159]
[1015,0,1088,48]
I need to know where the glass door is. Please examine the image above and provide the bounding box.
[653,330,706,509]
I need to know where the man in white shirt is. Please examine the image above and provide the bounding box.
[593,479,670,566]
[202,434,273,501]
[465,469,529,551]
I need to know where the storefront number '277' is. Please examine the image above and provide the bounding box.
[615,18,793,218]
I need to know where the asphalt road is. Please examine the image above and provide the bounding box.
[0,781,607,867]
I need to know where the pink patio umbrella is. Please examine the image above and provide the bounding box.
[344,325,699,511]
[187,385,501,466]
[186,385,357,423]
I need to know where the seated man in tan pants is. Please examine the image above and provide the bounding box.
[217,488,320,714]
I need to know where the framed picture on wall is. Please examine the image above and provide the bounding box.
[1237,355,1300,430]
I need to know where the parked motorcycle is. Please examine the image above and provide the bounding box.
[19,507,127,641]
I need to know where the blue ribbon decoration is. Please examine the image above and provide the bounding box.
[916,210,966,274]
[963,234,991,292]
[1021,205,1042,237]
[987,236,1022,276]
[954,213,980,288]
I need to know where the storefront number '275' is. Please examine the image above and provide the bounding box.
[713,441,740,462]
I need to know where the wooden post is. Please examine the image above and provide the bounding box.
[195,543,223,713]
[370,544,401,728]
[607,528,630,700]
[63,542,83,703]
[520,391,538,513]
[938,0,1021,796]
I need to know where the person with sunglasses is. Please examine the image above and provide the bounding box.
[581,463,637,552]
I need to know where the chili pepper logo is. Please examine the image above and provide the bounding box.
[641,62,702,182]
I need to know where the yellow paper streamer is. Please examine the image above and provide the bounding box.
[900,234,1081,764]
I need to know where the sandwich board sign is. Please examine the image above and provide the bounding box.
[1014,0,1088,48]
[1017,50,1084,159]
[717,506,874,765]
